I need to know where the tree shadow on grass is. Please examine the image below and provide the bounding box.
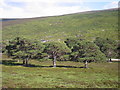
[2,60,23,66]
[27,64,86,68]
[1,60,87,68]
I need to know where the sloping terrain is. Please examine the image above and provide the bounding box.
[2,8,118,42]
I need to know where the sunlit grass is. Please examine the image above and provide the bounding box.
[2,58,119,88]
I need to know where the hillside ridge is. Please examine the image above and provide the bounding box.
[2,8,118,28]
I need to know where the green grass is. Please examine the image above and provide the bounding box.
[2,9,118,42]
[2,57,119,88]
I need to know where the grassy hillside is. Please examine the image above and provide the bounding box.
[2,8,118,42]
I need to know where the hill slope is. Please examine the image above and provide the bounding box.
[2,8,118,42]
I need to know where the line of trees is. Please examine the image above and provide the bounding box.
[2,37,119,67]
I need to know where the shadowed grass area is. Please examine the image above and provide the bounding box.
[2,58,119,88]
[2,60,86,68]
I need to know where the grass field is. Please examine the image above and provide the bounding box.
[2,55,119,88]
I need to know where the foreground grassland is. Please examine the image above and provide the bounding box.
[2,56,119,88]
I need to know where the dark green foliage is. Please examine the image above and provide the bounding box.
[78,57,95,62]
[44,42,71,58]
[44,42,70,67]
[4,36,118,64]
[65,38,107,62]
[44,42,71,67]
[38,53,51,62]
[59,55,70,61]
[28,41,45,59]
[2,40,9,53]
[94,37,118,58]
[5,37,45,66]
[64,37,83,49]
[40,53,49,59]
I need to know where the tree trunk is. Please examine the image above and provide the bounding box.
[17,60,20,62]
[18,57,21,62]
[53,56,56,67]
[23,59,25,65]
[109,58,112,62]
[84,60,88,68]
[25,58,29,66]
[74,55,78,62]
